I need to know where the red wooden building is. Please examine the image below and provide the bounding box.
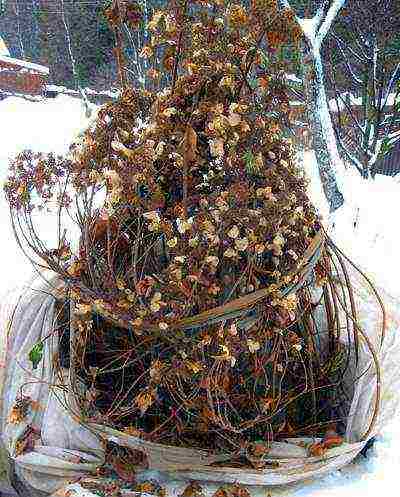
[0,35,49,96]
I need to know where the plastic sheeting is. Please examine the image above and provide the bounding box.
[1,263,400,496]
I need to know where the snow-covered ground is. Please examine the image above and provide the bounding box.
[304,149,400,300]
[0,95,400,496]
[0,95,93,292]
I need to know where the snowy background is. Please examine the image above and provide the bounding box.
[1,95,400,495]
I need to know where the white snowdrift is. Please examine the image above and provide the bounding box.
[0,95,92,293]
[303,150,400,300]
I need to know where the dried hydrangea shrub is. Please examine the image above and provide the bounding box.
[5,1,363,458]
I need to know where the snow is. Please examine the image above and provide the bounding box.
[285,74,303,85]
[328,93,399,113]
[0,35,10,56]
[304,150,400,300]
[300,17,319,42]
[45,84,119,99]
[0,95,400,496]
[0,95,93,293]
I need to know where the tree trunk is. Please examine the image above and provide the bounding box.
[279,0,347,212]
[303,43,345,212]
[60,0,91,116]
[14,0,25,58]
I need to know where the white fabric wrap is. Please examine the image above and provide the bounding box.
[0,265,399,496]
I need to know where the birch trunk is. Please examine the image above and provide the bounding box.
[303,44,345,211]
[60,0,91,117]
[280,0,347,212]
[14,0,25,58]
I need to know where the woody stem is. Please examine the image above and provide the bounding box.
[172,0,189,93]
[114,26,127,89]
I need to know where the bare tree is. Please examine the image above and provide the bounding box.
[279,0,347,212]
[326,0,400,178]
[13,0,25,58]
[60,0,91,115]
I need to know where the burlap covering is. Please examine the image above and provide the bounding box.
[0,263,399,496]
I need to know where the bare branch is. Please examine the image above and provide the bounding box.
[331,36,364,84]
[60,0,90,113]
[383,62,400,107]
[335,132,364,175]
[331,32,366,65]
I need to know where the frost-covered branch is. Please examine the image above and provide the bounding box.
[316,0,347,47]
[280,0,346,47]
